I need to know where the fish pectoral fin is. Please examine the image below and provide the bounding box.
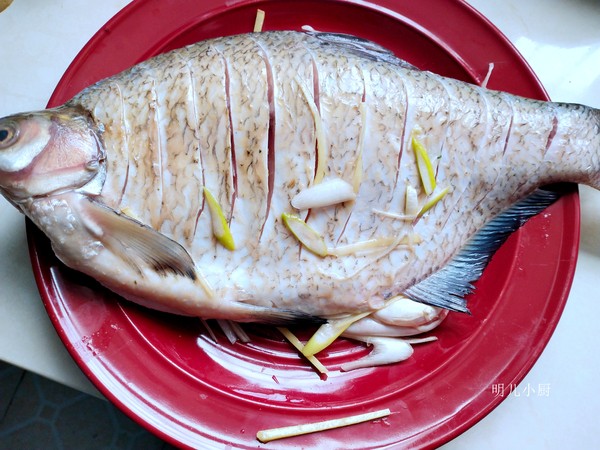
[82,198,197,280]
[404,188,562,313]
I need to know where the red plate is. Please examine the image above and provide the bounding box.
[29,0,579,448]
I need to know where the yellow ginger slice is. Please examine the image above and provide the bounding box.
[328,237,398,256]
[352,101,368,193]
[417,186,450,218]
[321,232,421,282]
[256,408,391,443]
[253,9,265,32]
[296,77,328,185]
[203,187,235,250]
[282,213,328,257]
[277,327,328,375]
[302,312,372,357]
[412,134,436,195]
[371,209,416,221]
[328,234,421,256]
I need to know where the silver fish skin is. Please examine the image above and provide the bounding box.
[0,31,599,324]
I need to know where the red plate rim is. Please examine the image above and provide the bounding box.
[27,0,580,448]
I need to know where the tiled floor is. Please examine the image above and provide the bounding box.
[0,360,175,449]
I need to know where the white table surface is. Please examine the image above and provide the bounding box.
[1,1,599,448]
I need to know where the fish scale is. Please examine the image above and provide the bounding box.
[1,31,600,328]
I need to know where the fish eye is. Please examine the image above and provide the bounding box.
[0,122,19,149]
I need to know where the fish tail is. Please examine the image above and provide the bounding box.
[543,102,600,190]
[589,107,600,190]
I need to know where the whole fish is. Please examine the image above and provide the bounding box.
[0,31,598,368]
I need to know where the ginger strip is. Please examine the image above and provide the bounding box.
[277,327,328,374]
[256,408,391,443]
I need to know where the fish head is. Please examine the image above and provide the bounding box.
[0,106,104,206]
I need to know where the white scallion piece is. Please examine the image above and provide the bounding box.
[281,213,328,257]
[291,178,356,210]
[216,319,238,345]
[277,327,328,374]
[373,296,439,327]
[253,9,265,32]
[256,408,391,443]
[404,336,438,345]
[481,62,495,88]
[200,319,218,342]
[340,336,414,371]
[404,184,419,216]
[229,321,250,343]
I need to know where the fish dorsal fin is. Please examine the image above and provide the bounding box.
[404,189,562,313]
[83,198,197,280]
[307,31,417,69]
